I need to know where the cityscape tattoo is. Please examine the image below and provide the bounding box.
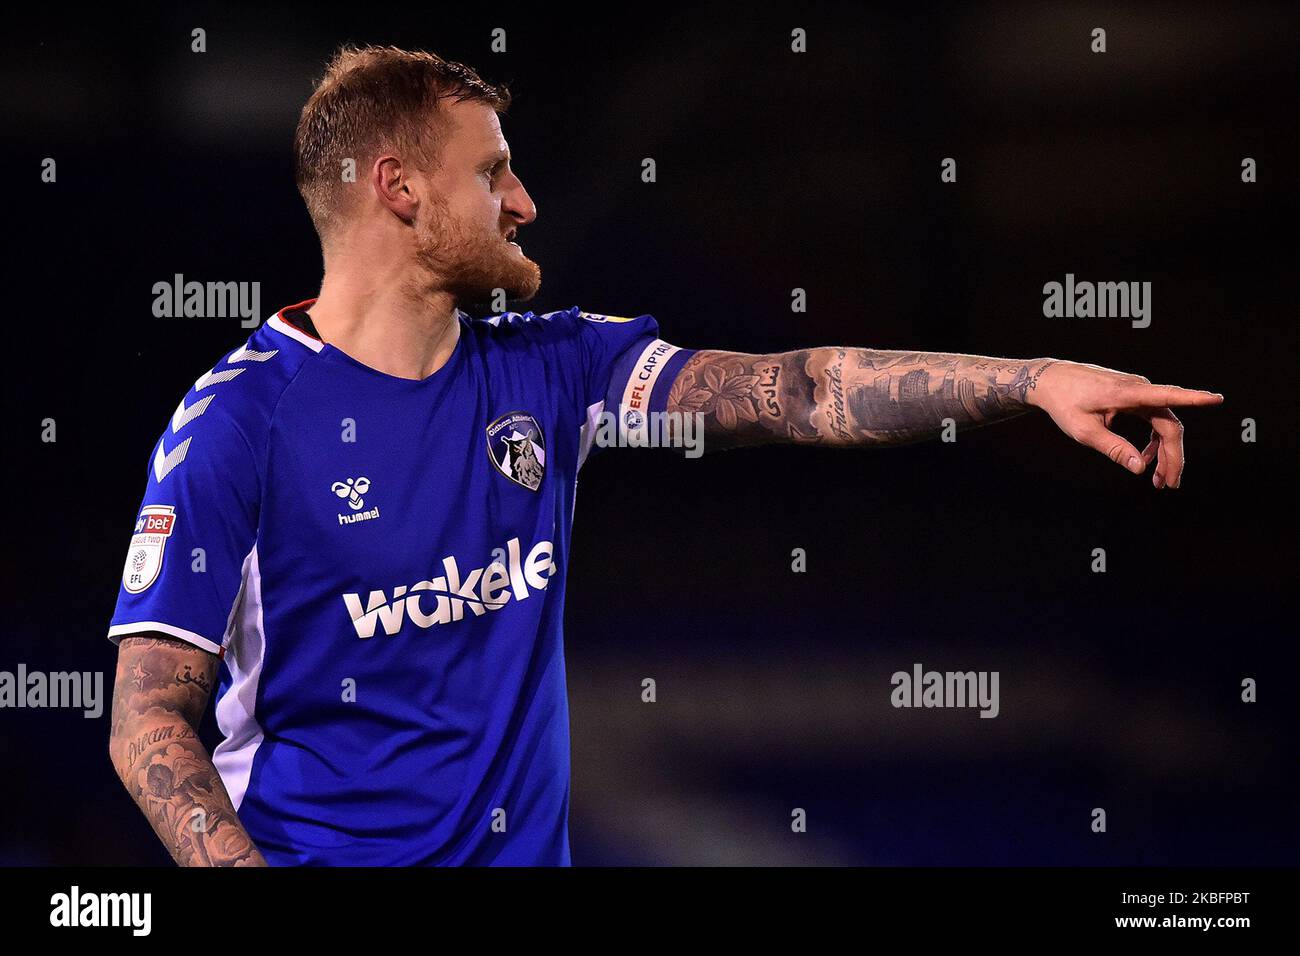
[668,348,1056,449]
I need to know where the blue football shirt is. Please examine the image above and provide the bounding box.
[108,299,694,865]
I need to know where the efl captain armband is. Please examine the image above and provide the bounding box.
[604,338,698,451]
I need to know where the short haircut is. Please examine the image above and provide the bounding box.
[294,44,511,246]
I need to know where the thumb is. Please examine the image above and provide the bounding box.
[1077,425,1145,474]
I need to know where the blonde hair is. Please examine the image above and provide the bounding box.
[294,45,510,246]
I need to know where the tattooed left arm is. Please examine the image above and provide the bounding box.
[665,348,1223,488]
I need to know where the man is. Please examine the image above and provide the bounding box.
[107,45,1222,866]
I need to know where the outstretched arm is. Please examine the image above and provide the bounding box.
[664,348,1222,488]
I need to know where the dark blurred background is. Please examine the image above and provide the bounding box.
[2,2,1296,865]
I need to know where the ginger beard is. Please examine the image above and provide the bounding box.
[413,195,541,306]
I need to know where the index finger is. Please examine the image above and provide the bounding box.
[1119,384,1224,408]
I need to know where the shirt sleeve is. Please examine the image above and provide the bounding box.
[107,401,261,656]
[559,309,696,467]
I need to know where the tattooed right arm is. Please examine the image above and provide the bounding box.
[661,347,1221,484]
[108,634,267,866]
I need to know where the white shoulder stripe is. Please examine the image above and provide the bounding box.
[155,336,283,483]
[229,343,280,363]
[153,435,192,482]
[171,393,215,433]
[195,366,246,390]
[266,315,325,352]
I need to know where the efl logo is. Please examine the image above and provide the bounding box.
[122,505,176,594]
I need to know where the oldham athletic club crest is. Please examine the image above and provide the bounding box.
[486,411,547,491]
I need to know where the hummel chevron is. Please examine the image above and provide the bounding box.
[152,436,192,482]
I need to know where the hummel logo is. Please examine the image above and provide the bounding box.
[333,477,380,525]
[331,477,371,510]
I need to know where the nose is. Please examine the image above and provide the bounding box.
[503,176,537,226]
